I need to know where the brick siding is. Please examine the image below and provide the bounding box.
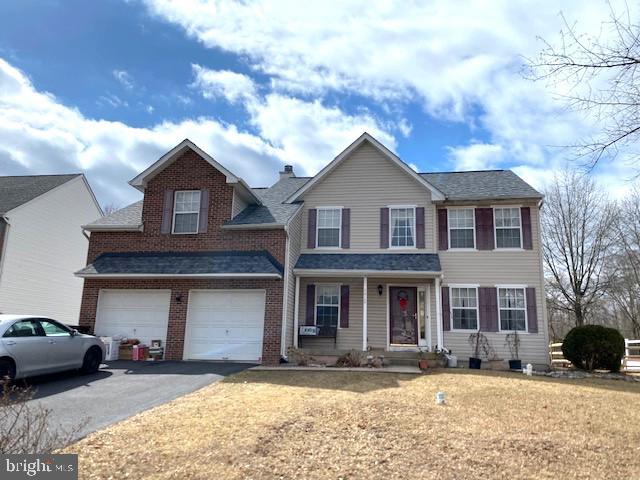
[79,149,286,365]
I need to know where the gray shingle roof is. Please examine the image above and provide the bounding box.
[420,170,542,201]
[85,200,143,228]
[76,250,283,277]
[295,253,441,272]
[224,176,310,226]
[0,174,82,214]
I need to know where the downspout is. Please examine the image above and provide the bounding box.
[0,216,10,284]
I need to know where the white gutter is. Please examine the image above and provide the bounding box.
[75,272,282,279]
[293,269,442,277]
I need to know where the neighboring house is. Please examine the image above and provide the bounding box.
[0,174,103,325]
[77,133,548,367]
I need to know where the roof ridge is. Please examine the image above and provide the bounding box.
[419,169,507,174]
[0,173,82,178]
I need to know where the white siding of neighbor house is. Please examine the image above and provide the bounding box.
[440,203,549,367]
[231,188,249,218]
[0,176,102,325]
[283,207,303,353]
[300,142,435,253]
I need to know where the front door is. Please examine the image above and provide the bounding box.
[389,287,418,345]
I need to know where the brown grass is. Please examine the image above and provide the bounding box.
[65,370,640,479]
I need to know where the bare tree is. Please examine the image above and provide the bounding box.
[529,4,640,171]
[607,186,640,337]
[542,169,617,326]
[102,203,120,216]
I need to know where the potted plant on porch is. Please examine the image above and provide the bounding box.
[505,330,522,370]
[467,332,493,369]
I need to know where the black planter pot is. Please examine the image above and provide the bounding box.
[509,359,522,370]
[468,357,482,369]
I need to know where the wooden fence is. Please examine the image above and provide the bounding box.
[549,339,640,371]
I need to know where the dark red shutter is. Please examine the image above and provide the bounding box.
[305,284,316,326]
[340,285,350,328]
[437,209,448,250]
[198,189,209,233]
[160,189,174,234]
[416,207,425,248]
[475,208,494,250]
[521,207,533,250]
[479,287,498,332]
[526,287,538,333]
[442,287,450,331]
[380,207,389,248]
[341,208,350,249]
[307,209,317,249]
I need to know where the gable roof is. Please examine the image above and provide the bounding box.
[224,177,309,228]
[83,200,143,231]
[285,132,446,203]
[420,170,543,201]
[128,139,261,205]
[0,174,84,215]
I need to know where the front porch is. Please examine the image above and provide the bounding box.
[292,265,444,355]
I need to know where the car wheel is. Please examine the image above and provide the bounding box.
[0,358,16,384]
[80,348,101,374]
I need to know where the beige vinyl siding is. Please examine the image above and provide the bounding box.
[283,209,303,351]
[440,204,549,366]
[297,277,363,351]
[300,143,435,253]
[231,188,249,218]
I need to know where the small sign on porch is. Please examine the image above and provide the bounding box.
[299,326,319,336]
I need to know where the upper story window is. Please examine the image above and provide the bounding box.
[390,207,415,247]
[315,284,340,327]
[448,208,475,249]
[316,208,342,248]
[173,190,201,234]
[494,207,522,249]
[450,286,478,330]
[498,287,527,331]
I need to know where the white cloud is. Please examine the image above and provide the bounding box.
[143,0,638,195]
[447,143,505,171]
[112,69,134,90]
[191,64,257,104]
[0,58,397,207]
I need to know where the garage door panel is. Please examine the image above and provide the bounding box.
[184,290,265,362]
[95,290,170,348]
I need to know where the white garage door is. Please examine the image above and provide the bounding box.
[95,290,171,347]
[184,290,266,362]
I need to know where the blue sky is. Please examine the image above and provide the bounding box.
[0,0,634,207]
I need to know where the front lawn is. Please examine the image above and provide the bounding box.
[66,370,640,479]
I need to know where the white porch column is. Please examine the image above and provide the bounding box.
[362,276,368,351]
[293,276,300,348]
[435,275,444,349]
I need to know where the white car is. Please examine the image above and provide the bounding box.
[0,315,104,381]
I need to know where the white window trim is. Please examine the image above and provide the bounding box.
[493,205,523,250]
[449,284,480,332]
[172,190,201,235]
[315,207,343,249]
[496,285,528,333]
[314,283,342,329]
[388,205,417,249]
[447,207,477,251]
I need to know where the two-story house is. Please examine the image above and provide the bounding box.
[77,133,548,367]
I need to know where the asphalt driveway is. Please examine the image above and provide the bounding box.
[22,360,252,444]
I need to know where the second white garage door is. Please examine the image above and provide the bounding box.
[184,290,266,362]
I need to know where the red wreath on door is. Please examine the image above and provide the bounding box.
[397,290,409,312]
